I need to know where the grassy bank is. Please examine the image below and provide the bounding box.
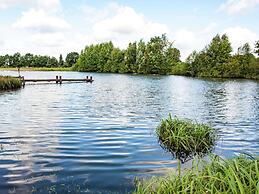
[0,67,73,71]
[0,76,22,91]
[134,155,259,194]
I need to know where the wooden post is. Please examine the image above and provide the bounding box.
[21,76,25,87]
[59,76,62,84]
[56,76,59,84]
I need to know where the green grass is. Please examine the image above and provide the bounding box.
[134,155,259,194]
[0,67,73,71]
[156,115,218,163]
[0,76,22,91]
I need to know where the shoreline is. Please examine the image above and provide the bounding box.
[0,67,258,80]
[0,67,73,71]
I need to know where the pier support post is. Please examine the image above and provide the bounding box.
[21,76,25,87]
[56,76,59,84]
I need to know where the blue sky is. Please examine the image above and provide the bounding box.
[0,0,258,59]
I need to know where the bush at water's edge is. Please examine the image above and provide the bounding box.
[0,76,22,91]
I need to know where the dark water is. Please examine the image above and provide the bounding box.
[0,71,258,194]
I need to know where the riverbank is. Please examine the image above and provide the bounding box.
[0,67,73,71]
[0,76,22,91]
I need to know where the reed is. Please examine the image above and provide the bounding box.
[134,155,259,194]
[156,115,218,163]
[0,76,22,91]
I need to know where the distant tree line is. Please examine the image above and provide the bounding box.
[0,52,79,68]
[74,34,259,79]
[184,34,259,79]
[1,34,259,79]
[74,34,181,74]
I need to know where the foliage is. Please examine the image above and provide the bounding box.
[0,35,259,79]
[65,52,79,67]
[0,53,60,68]
[0,67,72,71]
[134,155,259,194]
[156,115,218,163]
[74,34,180,75]
[0,76,22,91]
[0,53,79,68]
[184,35,259,79]
[255,40,259,56]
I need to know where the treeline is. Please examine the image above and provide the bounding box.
[183,34,259,79]
[74,34,181,74]
[74,34,259,79]
[1,34,259,79]
[0,52,79,68]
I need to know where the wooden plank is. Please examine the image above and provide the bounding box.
[24,78,93,82]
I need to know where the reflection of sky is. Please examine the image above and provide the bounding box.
[0,71,258,193]
[0,83,67,193]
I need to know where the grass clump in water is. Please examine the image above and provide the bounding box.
[134,155,259,194]
[156,114,218,163]
[0,76,22,91]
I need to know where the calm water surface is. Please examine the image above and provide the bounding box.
[0,71,258,193]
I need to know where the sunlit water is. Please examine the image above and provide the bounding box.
[0,71,258,194]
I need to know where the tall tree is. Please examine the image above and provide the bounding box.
[65,52,79,67]
[136,40,146,74]
[124,42,137,73]
[255,40,259,56]
[59,54,64,67]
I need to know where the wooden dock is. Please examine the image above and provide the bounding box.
[19,75,93,86]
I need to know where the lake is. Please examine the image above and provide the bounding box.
[0,71,258,194]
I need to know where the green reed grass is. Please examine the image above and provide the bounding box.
[0,76,22,91]
[156,115,218,163]
[134,155,259,194]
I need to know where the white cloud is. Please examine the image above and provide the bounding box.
[31,32,65,47]
[0,0,32,9]
[84,3,169,47]
[223,26,258,52]
[13,9,70,32]
[5,0,70,57]
[219,0,259,14]
[172,22,219,59]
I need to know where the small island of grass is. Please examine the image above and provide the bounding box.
[0,76,22,91]
[134,115,258,194]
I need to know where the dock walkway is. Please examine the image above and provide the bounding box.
[19,75,93,86]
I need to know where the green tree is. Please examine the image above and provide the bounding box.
[11,52,21,67]
[136,40,146,74]
[65,52,79,67]
[254,41,259,56]
[187,34,232,77]
[48,57,58,67]
[0,55,6,67]
[22,53,34,67]
[59,54,64,67]
[165,47,181,73]
[96,42,114,72]
[106,48,124,73]
[124,42,137,73]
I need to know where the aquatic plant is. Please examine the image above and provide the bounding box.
[0,76,22,91]
[156,114,218,163]
[134,155,259,194]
